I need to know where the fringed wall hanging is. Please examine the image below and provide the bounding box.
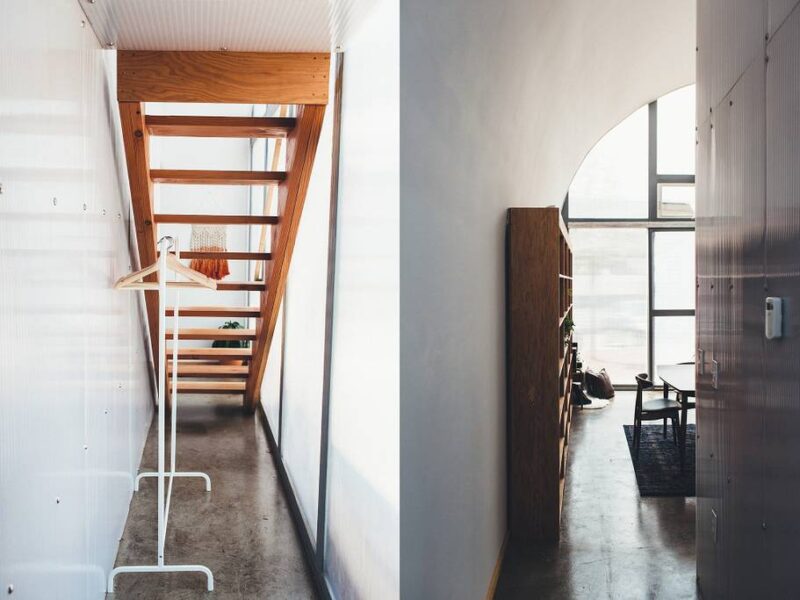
[189,224,230,280]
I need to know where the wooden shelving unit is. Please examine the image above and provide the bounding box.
[506,206,574,541]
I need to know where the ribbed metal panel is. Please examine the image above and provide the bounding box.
[764,5,800,592]
[697,32,769,600]
[696,0,766,121]
[698,1,800,597]
[77,0,376,51]
[768,0,800,36]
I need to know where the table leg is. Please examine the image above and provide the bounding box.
[679,393,688,471]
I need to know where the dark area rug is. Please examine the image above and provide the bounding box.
[623,424,695,497]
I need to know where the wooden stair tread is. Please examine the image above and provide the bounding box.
[150,169,286,185]
[173,380,247,394]
[168,347,252,360]
[166,306,260,318]
[166,328,256,340]
[163,280,264,291]
[160,251,271,260]
[145,115,296,138]
[215,281,266,291]
[168,363,248,378]
[154,214,278,225]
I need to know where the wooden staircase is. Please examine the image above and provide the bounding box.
[118,50,328,412]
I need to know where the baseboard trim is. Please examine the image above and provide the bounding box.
[485,531,509,600]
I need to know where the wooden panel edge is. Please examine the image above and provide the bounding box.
[118,101,160,381]
[484,532,508,600]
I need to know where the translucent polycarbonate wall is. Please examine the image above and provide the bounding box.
[254,2,399,597]
[324,0,399,596]
[261,303,284,440]
[0,2,153,597]
[279,96,334,543]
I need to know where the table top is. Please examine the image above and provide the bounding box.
[658,363,695,394]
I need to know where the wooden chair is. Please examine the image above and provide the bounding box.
[633,373,681,460]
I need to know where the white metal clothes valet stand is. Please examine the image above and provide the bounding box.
[108,236,217,593]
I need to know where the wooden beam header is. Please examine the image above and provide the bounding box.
[118,51,329,105]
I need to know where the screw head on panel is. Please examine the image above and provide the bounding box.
[83,444,88,450]
[82,203,87,211]
[52,197,57,206]
[762,521,767,530]
[107,41,116,48]
[81,20,86,28]
[56,497,60,504]
[7,584,13,594]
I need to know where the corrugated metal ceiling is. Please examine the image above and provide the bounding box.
[77,0,375,51]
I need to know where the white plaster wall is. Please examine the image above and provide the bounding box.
[400,0,695,597]
[0,1,153,597]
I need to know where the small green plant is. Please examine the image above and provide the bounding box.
[212,320,250,349]
[563,315,574,335]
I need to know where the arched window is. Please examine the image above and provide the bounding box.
[565,85,696,385]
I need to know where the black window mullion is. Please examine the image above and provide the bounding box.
[648,101,658,221]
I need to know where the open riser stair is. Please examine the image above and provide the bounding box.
[118,50,327,411]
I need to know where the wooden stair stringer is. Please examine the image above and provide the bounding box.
[118,101,160,377]
[244,104,326,411]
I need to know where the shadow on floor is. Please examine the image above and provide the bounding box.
[107,395,316,600]
[496,391,697,599]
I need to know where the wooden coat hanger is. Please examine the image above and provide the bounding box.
[115,240,217,291]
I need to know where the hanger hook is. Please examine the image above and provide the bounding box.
[158,236,176,251]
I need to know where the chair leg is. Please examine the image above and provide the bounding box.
[634,420,640,460]
[671,416,678,445]
[663,417,667,438]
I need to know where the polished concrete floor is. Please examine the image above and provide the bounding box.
[108,395,316,599]
[496,391,697,599]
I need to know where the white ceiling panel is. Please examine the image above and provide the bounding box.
[77,0,375,51]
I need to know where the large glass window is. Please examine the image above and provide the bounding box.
[657,85,696,175]
[568,85,696,385]
[568,106,649,219]
[653,231,695,310]
[653,317,695,378]
[572,229,648,382]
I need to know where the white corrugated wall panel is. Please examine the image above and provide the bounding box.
[768,0,800,36]
[697,0,767,121]
[0,1,153,598]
